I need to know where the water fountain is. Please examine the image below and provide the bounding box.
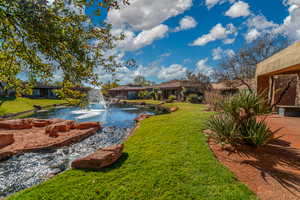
[0,89,153,198]
[71,89,108,120]
[87,88,107,109]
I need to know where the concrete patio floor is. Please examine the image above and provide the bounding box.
[263,114,300,148]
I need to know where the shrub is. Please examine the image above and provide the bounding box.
[207,115,240,146]
[203,91,227,111]
[168,95,177,102]
[187,94,201,103]
[207,91,274,148]
[241,119,277,147]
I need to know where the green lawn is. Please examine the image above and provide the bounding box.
[8,102,257,200]
[122,99,163,105]
[0,97,67,116]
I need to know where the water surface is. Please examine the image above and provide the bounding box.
[0,104,151,197]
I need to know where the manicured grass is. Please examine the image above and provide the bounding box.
[122,99,163,105]
[8,102,257,200]
[0,97,67,116]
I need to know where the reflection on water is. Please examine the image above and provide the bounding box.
[0,104,152,198]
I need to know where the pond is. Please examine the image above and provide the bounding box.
[0,104,152,198]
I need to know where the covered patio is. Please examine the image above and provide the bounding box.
[256,41,300,115]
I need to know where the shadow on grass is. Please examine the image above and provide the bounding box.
[235,139,300,196]
[79,152,129,173]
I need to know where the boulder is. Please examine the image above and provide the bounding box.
[0,134,14,149]
[0,119,32,130]
[49,118,65,124]
[75,122,101,130]
[169,106,179,112]
[32,119,53,127]
[71,144,123,170]
[134,114,152,122]
[45,120,76,137]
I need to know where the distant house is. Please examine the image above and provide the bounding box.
[26,83,91,99]
[30,84,61,99]
[108,80,206,100]
[0,82,15,98]
[211,79,255,95]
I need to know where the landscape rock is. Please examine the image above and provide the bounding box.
[169,106,179,112]
[0,134,14,149]
[75,122,101,130]
[0,119,32,130]
[134,114,152,122]
[0,118,102,161]
[71,144,123,170]
[45,120,76,136]
[32,119,53,127]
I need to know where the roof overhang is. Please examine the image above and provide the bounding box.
[256,40,300,77]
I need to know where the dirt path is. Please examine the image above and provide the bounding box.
[209,115,300,200]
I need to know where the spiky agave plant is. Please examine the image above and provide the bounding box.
[207,91,276,148]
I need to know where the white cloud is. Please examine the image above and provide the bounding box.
[246,15,278,30]
[212,47,235,60]
[225,1,251,18]
[158,64,187,80]
[107,0,193,30]
[245,29,261,43]
[98,62,190,84]
[196,58,214,76]
[190,23,237,46]
[205,0,236,9]
[115,24,169,51]
[243,15,279,43]
[174,16,197,32]
[223,38,236,44]
[132,25,169,50]
[278,0,300,41]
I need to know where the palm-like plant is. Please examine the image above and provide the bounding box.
[207,91,275,148]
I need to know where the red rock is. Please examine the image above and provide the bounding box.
[71,144,123,170]
[169,106,179,112]
[45,120,76,136]
[32,119,53,127]
[49,118,65,124]
[75,122,101,130]
[134,114,152,122]
[49,131,59,138]
[0,119,32,130]
[0,134,14,149]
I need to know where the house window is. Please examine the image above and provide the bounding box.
[33,89,41,97]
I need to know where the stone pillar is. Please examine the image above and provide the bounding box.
[295,73,300,106]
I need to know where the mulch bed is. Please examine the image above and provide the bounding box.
[208,115,300,200]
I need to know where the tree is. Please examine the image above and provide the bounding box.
[101,80,119,96]
[185,71,212,92]
[0,0,130,98]
[132,75,153,86]
[216,35,289,92]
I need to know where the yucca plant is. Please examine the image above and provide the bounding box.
[206,115,240,146]
[240,118,276,147]
[207,91,275,148]
[218,91,270,124]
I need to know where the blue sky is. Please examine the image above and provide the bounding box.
[86,0,300,84]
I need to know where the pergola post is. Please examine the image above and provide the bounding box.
[269,76,276,107]
[296,73,300,106]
